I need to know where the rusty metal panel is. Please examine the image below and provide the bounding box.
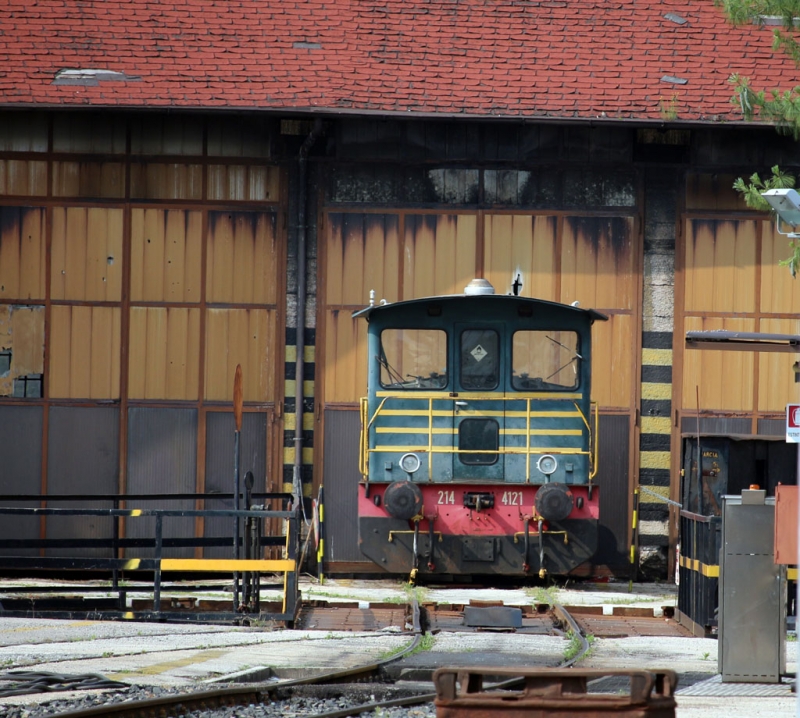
[775,485,797,565]
[593,414,631,571]
[130,163,203,200]
[46,406,119,557]
[52,161,126,198]
[433,667,677,717]
[323,408,364,563]
[130,208,202,303]
[205,308,274,401]
[0,405,42,556]
[128,307,201,400]
[0,305,45,398]
[126,407,197,558]
[206,211,279,304]
[0,206,46,300]
[203,411,268,558]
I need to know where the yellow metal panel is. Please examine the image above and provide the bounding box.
[205,308,274,401]
[758,317,800,412]
[685,219,756,313]
[590,314,632,408]
[50,305,121,399]
[484,214,558,300]
[0,207,45,300]
[51,207,123,301]
[130,307,201,400]
[131,209,202,303]
[323,309,367,403]
[206,211,277,305]
[403,215,478,299]
[761,221,800,314]
[683,316,755,411]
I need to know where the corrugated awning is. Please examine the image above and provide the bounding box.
[685,330,800,353]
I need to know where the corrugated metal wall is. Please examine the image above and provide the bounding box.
[0,405,42,556]
[203,411,269,558]
[126,407,197,558]
[46,406,119,557]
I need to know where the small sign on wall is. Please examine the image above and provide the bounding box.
[787,404,800,443]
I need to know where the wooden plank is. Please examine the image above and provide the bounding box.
[404,215,436,299]
[49,208,67,300]
[324,309,365,403]
[326,214,346,306]
[591,314,632,408]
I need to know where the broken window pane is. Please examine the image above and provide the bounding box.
[0,304,45,398]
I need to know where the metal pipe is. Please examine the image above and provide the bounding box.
[293,118,323,510]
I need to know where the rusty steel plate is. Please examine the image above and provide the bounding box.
[571,613,694,638]
[428,604,555,634]
[295,603,410,631]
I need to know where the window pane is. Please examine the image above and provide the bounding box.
[379,329,447,389]
[512,330,580,390]
[460,329,498,390]
[458,418,499,465]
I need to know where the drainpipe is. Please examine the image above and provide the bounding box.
[293,118,323,513]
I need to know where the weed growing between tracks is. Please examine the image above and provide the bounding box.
[376,633,435,661]
[563,631,594,662]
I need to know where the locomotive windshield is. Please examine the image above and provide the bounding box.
[379,328,447,389]
[460,329,499,390]
[512,330,580,390]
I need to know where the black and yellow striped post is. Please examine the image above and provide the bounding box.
[315,486,325,585]
[629,486,640,590]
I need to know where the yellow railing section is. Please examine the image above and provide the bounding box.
[360,392,595,483]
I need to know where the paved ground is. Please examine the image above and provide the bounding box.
[0,577,796,717]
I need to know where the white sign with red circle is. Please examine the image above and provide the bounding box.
[786,404,800,443]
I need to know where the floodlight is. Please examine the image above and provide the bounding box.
[760,188,800,234]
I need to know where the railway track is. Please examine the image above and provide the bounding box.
[17,601,593,718]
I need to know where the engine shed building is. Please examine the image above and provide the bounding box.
[1,0,799,578]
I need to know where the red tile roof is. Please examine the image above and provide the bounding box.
[1,0,798,122]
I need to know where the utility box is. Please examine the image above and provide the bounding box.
[718,490,786,683]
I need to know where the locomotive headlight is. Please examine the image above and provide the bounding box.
[537,454,558,476]
[399,453,421,474]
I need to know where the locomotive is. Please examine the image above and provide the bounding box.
[353,279,607,579]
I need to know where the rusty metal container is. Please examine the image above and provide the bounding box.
[433,667,677,718]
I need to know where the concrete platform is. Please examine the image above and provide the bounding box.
[0,576,796,718]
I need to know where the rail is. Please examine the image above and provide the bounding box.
[0,492,301,624]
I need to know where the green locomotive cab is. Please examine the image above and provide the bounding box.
[354,279,607,578]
